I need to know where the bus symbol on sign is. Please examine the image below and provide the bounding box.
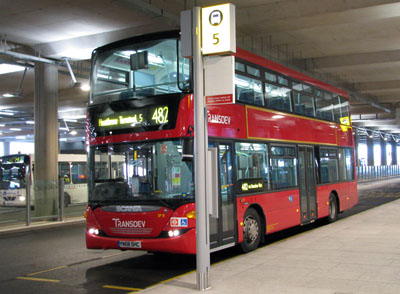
[210,10,223,26]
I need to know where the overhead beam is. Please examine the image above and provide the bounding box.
[348,91,392,114]
[353,80,400,91]
[239,0,400,33]
[299,50,400,69]
[36,0,180,60]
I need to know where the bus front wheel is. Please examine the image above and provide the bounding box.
[240,208,261,253]
[328,193,338,223]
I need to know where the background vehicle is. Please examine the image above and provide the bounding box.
[0,153,88,207]
[85,30,357,254]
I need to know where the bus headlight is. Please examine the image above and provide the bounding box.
[88,228,99,235]
[19,196,26,202]
[168,230,180,237]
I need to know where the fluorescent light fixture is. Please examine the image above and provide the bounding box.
[10,128,22,131]
[16,136,26,139]
[0,111,14,116]
[81,84,90,91]
[63,115,86,120]
[26,121,35,125]
[59,127,69,131]
[59,138,67,142]
[69,130,77,135]
[0,124,5,127]
[0,64,25,75]
[58,48,93,60]
[2,93,14,98]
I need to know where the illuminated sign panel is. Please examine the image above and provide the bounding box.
[88,95,181,137]
[238,178,264,194]
[98,107,168,128]
[97,106,168,130]
[202,4,236,55]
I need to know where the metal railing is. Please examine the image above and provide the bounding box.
[357,165,400,181]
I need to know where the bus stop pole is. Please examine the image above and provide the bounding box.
[193,6,211,291]
[59,178,65,221]
[25,174,31,226]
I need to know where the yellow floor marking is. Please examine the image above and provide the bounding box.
[126,269,196,293]
[17,276,60,283]
[102,285,143,291]
[102,252,128,259]
[27,265,68,276]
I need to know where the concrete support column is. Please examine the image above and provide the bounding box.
[34,62,59,217]
[391,141,398,165]
[3,142,10,155]
[380,138,387,166]
[367,136,374,166]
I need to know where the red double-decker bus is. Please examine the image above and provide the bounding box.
[85,30,358,254]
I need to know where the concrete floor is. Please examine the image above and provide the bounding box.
[140,197,400,293]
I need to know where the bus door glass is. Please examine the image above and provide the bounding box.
[209,141,235,249]
[298,146,317,223]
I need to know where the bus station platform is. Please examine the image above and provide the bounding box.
[0,179,399,293]
[141,197,400,294]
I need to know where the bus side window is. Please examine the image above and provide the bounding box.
[59,162,71,184]
[72,162,88,184]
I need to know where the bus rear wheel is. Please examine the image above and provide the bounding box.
[63,193,71,207]
[240,208,261,253]
[328,193,338,223]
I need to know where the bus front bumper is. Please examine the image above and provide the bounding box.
[86,227,196,254]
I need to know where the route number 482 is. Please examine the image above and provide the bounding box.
[152,106,169,124]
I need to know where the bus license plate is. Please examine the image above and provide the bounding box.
[118,241,141,249]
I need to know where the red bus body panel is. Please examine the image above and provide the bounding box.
[87,48,358,254]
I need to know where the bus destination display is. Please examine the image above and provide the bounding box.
[91,104,172,136]
[98,106,169,128]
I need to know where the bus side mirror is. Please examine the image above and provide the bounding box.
[182,138,193,162]
[130,51,148,70]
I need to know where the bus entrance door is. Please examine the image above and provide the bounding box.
[298,146,317,224]
[209,142,236,251]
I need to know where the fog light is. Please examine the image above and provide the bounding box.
[88,228,99,235]
[168,230,180,237]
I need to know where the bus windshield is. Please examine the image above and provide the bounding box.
[89,140,194,207]
[90,37,191,105]
[0,163,26,189]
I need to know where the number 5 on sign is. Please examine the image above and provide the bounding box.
[202,3,236,55]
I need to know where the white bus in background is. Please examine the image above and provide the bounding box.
[0,153,88,207]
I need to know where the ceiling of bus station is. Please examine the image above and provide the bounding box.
[1,0,400,144]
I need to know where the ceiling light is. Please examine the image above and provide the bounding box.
[0,64,25,75]
[80,84,90,91]
[58,48,93,60]
[0,67,27,98]
[10,128,21,131]
[26,121,35,125]
[70,130,78,135]
[16,136,26,140]
[0,124,5,127]
[0,111,14,116]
